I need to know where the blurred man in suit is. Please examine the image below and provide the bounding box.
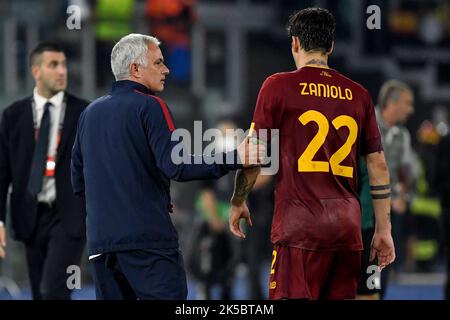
[0,42,89,299]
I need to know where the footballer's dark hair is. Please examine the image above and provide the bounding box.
[286,7,336,53]
[29,42,65,66]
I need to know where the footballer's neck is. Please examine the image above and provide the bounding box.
[295,52,329,70]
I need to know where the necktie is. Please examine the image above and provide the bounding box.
[28,102,52,196]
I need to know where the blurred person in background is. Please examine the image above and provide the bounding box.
[408,119,442,273]
[145,0,196,83]
[375,79,415,297]
[94,0,136,88]
[245,173,273,299]
[0,42,88,299]
[188,120,273,300]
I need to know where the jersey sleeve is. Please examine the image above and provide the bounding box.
[361,90,383,155]
[250,75,283,141]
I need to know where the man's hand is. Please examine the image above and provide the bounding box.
[229,202,252,239]
[0,225,6,259]
[370,230,395,271]
[237,136,266,167]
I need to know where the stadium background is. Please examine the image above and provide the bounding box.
[0,0,449,299]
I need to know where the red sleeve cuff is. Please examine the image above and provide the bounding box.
[362,136,383,155]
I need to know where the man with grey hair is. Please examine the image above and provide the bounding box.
[375,79,415,297]
[71,33,264,299]
[377,80,416,200]
[377,80,415,214]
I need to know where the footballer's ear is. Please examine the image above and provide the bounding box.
[291,36,301,53]
[327,41,335,55]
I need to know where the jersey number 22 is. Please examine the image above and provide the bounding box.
[298,110,357,178]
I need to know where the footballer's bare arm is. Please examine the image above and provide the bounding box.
[365,151,396,270]
[231,166,261,206]
[229,166,261,238]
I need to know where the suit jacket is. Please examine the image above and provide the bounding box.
[0,92,89,241]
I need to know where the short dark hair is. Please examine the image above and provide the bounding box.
[286,7,336,53]
[29,42,65,66]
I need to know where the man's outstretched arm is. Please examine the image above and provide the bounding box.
[365,151,396,270]
[229,166,261,238]
[144,98,265,182]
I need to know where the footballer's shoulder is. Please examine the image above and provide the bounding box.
[263,71,294,88]
[268,71,295,80]
[334,70,370,94]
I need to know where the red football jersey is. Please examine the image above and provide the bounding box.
[251,66,382,251]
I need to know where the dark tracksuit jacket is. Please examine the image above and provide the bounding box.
[71,80,242,256]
